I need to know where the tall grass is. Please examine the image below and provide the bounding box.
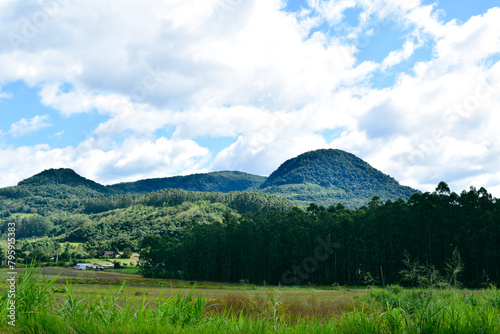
[1,265,500,333]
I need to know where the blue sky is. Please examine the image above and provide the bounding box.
[0,0,499,196]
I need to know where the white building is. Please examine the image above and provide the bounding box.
[74,263,93,270]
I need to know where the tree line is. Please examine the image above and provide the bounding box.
[139,182,500,287]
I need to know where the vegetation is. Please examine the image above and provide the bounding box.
[261,149,417,208]
[1,265,500,333]
[0,177,295,268]
[140,183,500,287]
[109,171,266,193]
[1,165,498,289]
[0,148,499,332]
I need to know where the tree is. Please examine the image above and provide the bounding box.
[445,248,464,288]
[27,248,49,263]
[17,216,52,239]
[399,251,425,287]
[139,235,181,278]
[435,181,451,195]
[121,247,133,259]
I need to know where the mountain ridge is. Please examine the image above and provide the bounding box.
[108,171,266,194]
[11,149,418,208]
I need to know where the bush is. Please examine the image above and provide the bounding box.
[120,247,133,259]
[387,283,403,295]
[60,252,70,261]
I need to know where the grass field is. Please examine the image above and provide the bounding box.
[1,265,500,333]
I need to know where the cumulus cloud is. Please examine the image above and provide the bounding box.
[0,0,498,196]
[9,114,52,137]
[0,86,12,101]
[72,136,211,184]
[0,136,210,187]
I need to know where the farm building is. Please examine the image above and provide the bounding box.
[74,263,114,271]
[74,263,93,270]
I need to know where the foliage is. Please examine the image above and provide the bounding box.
[109,171,266,193]
[0,161,499,289]
[121,247,133,259]
[260,149,418,208]
[18,168,111,194]
[140,184,500,287]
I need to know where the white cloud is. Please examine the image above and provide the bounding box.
[0,86,12,101]
[72,136,211,184]
[9,114,51,137]
[0,136,211,187]
[310,0,356,24]
[0,0,499,197]
[381,40,416,70]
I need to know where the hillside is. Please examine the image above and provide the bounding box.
[108,171,266,194]
[108,149,417,208]
[6,149,418,208]
[19,168,107,190]
[260,149,417,208]
[11,168,112,199]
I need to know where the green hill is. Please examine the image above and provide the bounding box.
[1,149,418,211]
[108,171,266,194]
[11,168,112,199]
[260,149,418,208]
[19,168,106,190]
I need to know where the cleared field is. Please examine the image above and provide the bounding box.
[24,267,364,303]
[2,265,500,333]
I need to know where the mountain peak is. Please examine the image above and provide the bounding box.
[18,168,109,193]
[260,149,417,208]
[262,149,363,188]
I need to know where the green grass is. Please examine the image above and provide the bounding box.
[1,265,500,333]
[107,267,140,274]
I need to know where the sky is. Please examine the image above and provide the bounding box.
[0,0,500,196]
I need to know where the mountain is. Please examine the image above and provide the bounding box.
[19,168,104,189]
[5,149,418,208]
[260,149,418,208]
[108,171,266,194]
[15,168,111,198]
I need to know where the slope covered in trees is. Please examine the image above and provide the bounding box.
[260,149,417,208]
[140,183,500,287]
[6,149,417,209]
[0,178,296,263]
[0,163,499,288]
[19,168,111,194]
[7,168,112,199]
[108,171,266,194]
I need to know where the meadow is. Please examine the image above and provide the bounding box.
[1,265,500,333]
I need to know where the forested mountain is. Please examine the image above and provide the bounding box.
[0,150,499,288]
[107,149,418,208]
[6,149,416,208]
[0,168,112,200]
[260,149,417,208]
[19,168,110,193]
[108,171,266,194]
[107,149,417,208]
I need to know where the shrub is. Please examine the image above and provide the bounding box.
[120,247,133,259]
